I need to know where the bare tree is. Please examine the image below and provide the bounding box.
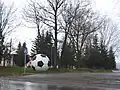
[99,18,120,54]
[23,0,42,36]
[0,1,17,65]
[3,38,13,66]
[59,3,77,61]
[65,1,105,67]
[37,0,66,67]
[23,0,66,67]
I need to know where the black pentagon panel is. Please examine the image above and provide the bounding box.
[48,61,51,67]
[37,61,44,67]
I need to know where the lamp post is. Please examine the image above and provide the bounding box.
[51,46,52,67]
[24,44,28,74]
[51,45,54,68]
[24,48,27,74]
[48,43,53,68]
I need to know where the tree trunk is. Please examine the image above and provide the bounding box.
[54,12,57,68]
[3,57,5,67]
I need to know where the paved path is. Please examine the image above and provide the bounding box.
[3,72,120,89]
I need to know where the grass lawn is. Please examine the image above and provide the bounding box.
[48,68,112,73]
[0,66,34,76]
[0,66,112,76]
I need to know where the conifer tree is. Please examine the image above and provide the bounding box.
[31,32,42,56]
[61,43,75,68]
[108,47,116,69]
[86,34,116,69]
[100,40,109,69]
[31,31,53,65]
[16,42,28,67]
[16,42,21,54]
[87,34,102,68]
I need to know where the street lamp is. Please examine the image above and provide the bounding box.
[48,43,54,68]
[50,44,54,68]
[50,46,52,67]
[24,46,28,74]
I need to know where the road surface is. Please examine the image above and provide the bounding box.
[1,72,120,90]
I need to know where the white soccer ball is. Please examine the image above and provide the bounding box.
[30,54,50,71]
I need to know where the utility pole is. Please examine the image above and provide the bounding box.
[23,42,28,74]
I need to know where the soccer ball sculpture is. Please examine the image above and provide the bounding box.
[29,54,50,71]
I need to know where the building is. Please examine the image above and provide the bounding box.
[0,50,17,66]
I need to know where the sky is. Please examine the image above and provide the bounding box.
[93,0,120,22]
[2,0,120,58]
[2,0,37,54]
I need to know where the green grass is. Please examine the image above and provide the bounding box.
[0,66,112,76]
[47,68,112,73]
[0,66,33,76]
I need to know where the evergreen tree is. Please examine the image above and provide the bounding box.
[87,48,102,68]
[84,44,91,67]
[31,31,54,65]
[86,34,102,69]
[100,40,109,69]
[108,47,116,69]
[61,43,75,68]
[15,42,21,66]
[16,42,29,67]
[31,31,52,55]
[16,42,21,54]
[40,31,53,56]
[31,32,42,55]
[86,35,116,69]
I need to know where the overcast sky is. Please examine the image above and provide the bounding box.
[2,0,120,58]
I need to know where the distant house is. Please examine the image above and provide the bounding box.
[0,58,11,66]
[0,50,17,67]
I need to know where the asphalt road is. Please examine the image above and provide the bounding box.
[2,72,120,90]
